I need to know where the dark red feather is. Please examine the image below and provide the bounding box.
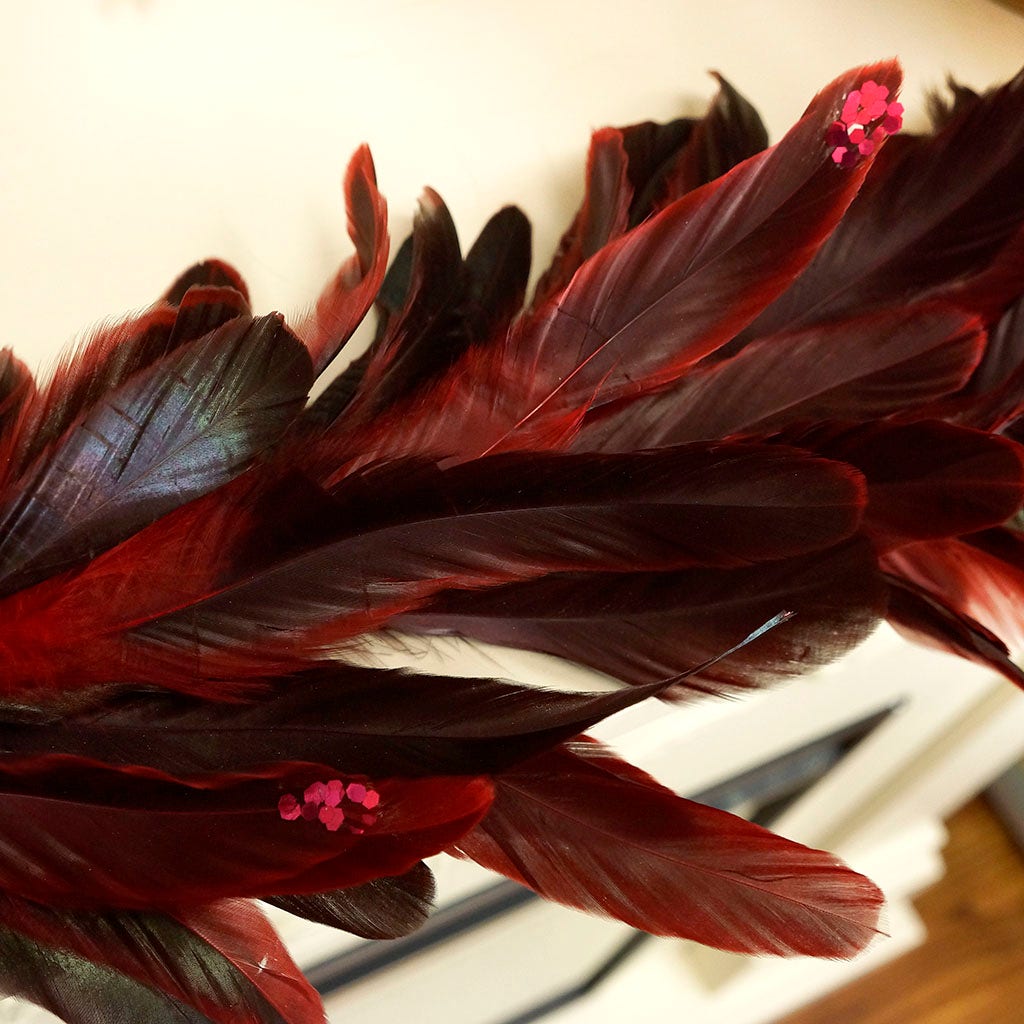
[304,203,531,429]
[883,529,1024,651]
[581,304,984,450]
[0,614,787,776]
[0,314,312,595]
[780,420,1024,550]
[0,281,252,486]
[0,892,325,1024]
[350,188,463,406]
[884,572,1024,689]
[319,61,903,466]
[163,259,251,307]
[399,540,886,695]
[0,441,863,693]
[264,861,436,941]
[0,665,699,777]
[0,349,34,443]
[294,145,389,375]
[738,66,1024,342]
[655,71,769,207]
[451,739,883,957]
[0,759,492,908]
[530,127,631,309]
[121,445,863,683]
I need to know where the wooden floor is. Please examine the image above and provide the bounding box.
[778,799,1024,1024]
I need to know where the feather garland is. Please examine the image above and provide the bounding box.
[5,59,1024,1024]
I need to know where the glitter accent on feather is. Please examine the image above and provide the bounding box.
[279,779,381,833]
[828,80,904,168]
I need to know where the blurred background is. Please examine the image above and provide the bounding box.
[3,2,1024,1022]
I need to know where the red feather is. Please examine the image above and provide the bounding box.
[451,739,883,957]
[0,281,252,488]
[399,539,886,695]
[781,420,1024,550]
[294,145,389,375]
[581,303,984,450]
[530,127,631,309]
[0,314,312,596]
[163,259,252,307]
[654,71,769,207]
[12,58,1024,1022]
[0,758,492,908]
[0,892,325,1024]
[883,529,1024,651]
[351,189,462,399]
[884,572,1024,689]
[316,61,903,468]
[0,663,713,777]
[0,441,862,693]
[306,202,532,430]
[942,293,1024,430]
[0,350,34,430]
[737,66,1024,341]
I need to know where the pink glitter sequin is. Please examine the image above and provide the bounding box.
[319,806,346,832]
[840,90,862,125]
[304,781,327,806]
[831,146,858,169]
[278,794,301,821]
[278,778,382,834]
[825,121,849,146]
[828,80,902,169]
[883,102,904,134]
[858,80,889,119]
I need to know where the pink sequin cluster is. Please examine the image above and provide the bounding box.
[278,779,381,834]
[827,80,904,168]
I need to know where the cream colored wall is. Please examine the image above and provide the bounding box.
[3,0,1024,379]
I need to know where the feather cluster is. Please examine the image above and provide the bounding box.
[3,59,1024,1022]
